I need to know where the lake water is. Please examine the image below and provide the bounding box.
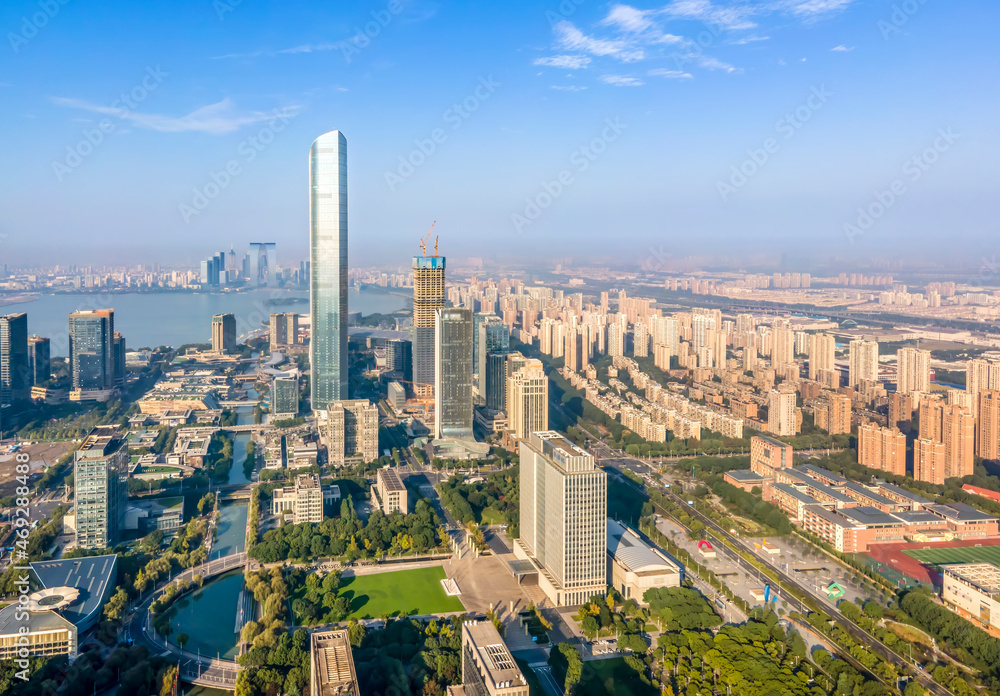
[3,288,408,356]
[167,570,245,660]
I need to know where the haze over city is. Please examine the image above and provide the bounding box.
[3,0,999,266]
[5,3,1000,696]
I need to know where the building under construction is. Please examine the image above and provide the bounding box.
[412,224,445,400]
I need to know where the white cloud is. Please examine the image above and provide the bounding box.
[601,5,655,33]
[51,97,300,134]
[685,54,740,73]
[731,34,771,45]
[551,85,588,91]
[663,0,758,31]
[600,74,644,87]
[534,55,592,70]
[649,68,693,79]
[277,43,338,54]
[781,0,855,17]
[831,44,854,52]
[554,21,644,62]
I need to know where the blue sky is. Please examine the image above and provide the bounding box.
[1,0,998,270]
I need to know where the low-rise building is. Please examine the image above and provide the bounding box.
[310,630,358,696]
[606,520,682,603]
[941,563,1000,638]
[750,435,794,479]
[372,465,408,515]
[272,474,325,524]
[458,620,529,696]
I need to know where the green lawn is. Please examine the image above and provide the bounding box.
[480,506,506,525]
[903,545,1000,566]
[339,566,465,620]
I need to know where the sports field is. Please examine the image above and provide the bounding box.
[339,566,466,620]
[903,545,1000,566]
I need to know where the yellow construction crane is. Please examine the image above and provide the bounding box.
[419,221,436,257]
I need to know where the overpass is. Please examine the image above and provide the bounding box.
[220,423,274,433]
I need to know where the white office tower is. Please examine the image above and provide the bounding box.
[515,432,607,607]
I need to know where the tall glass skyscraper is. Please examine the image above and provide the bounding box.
[0,313,29,405]
[68,309,115,392]
[309,130,349,409]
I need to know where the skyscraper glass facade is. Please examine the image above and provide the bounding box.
[309,130,349,409]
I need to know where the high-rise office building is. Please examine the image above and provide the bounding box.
[477,316,509,407]
[68,309,116,392]
[849,339,879,388]
[272,375,299,417]
[808,333,836,380]
[413,252,446,398]
[978,389,1000,461]
[309,130,349,409]
[27,335,50,386]
[767,389,797,437]
[0,313,29,405]
[212,313,236,354]
[506,359,548,440]
[249,242,277,288]
[897,347,931,395]
[858,421,906,476]
[74,426,128,550]
[516,431,606,607]
[112,332,126,387]
[385,338,412,380]
[320,399,379,465]
[269,312,300,350]
[435,307,474,440]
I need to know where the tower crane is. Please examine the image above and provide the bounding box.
[419,221,436,257]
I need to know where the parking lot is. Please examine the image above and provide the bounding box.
[747,535,881,610]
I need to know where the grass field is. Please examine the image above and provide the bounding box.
[903,545,1000,566]
[339,566,465,620]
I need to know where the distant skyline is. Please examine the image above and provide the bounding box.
[2,0,998,268]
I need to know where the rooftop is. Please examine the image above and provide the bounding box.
[311,630,358,696]
[725,469,765,482]
[837,506,901,527]
[803,504,858,529]
[841,481,896,507]
[943,563,1000,594]
[463,621,527,690]
[795,464,847,484]
[926,502,997,522]
[772,483,819,505]
[77,426,124,456]
[29,554,117,627]
[607,519,682,575]
[377,466,406,492]
[878,482,932,504]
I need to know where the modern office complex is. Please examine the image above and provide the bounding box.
[452,620,529,696]
[516,431,607,606]
[310,630,358,696]
[68,309,116,394]
[272,375,299,416]
[27,335,51,385]
[270,312,300,350]
[0,312,29,405]
[212,313,236,354]
[73,426,128,550]
[309,130,349,410]
[505,358,548,441]
[476,315,509,406]
[0,554,117,660]
[413,252,446,398]
[272,473,324,524]
[435,307,474,441]
[319,399,379,465]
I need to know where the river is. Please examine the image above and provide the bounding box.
[4,287,408,356]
